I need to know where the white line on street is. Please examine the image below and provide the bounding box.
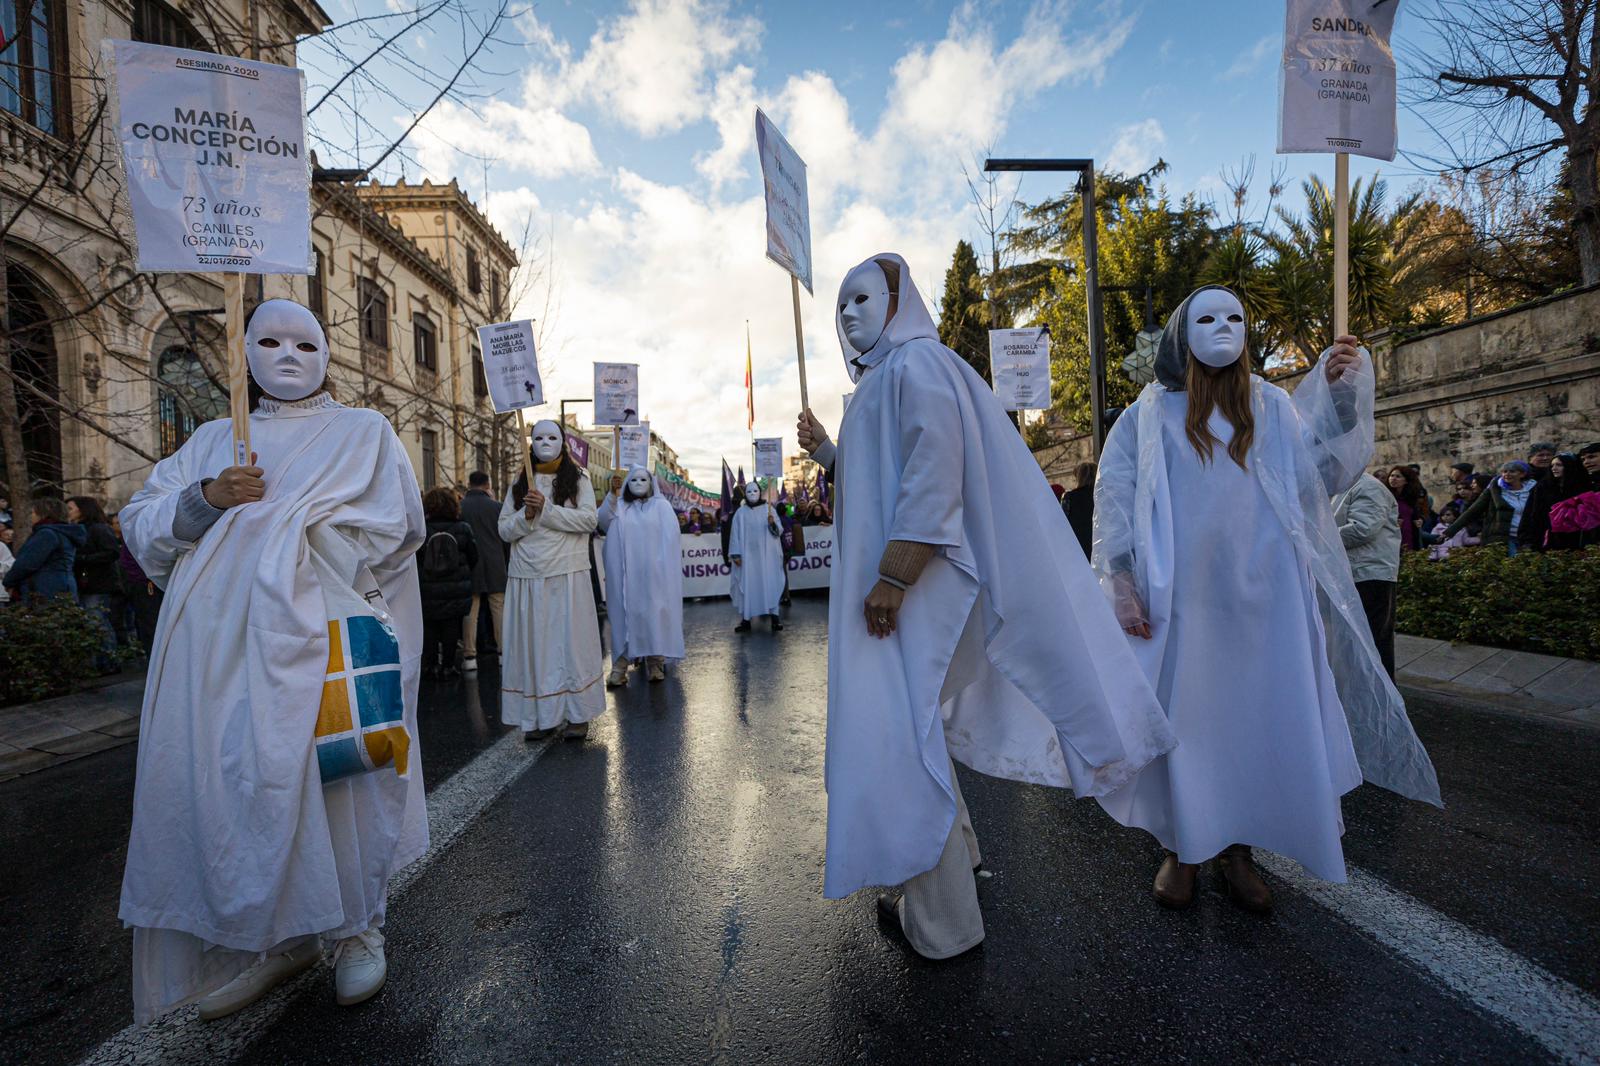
[78,728,556,1066]
[1257,854,1600,1066]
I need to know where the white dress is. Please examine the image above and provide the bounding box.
[728,502,785,620]
[118,394,427,1021]
[498,477,605,730]
[1094,369,1440,882]
[596,490,685,662]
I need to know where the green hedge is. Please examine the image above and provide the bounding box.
[1397,546,1600,662]
[0,598,124,706]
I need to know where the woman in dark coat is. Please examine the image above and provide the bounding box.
[3,497,86,602]
[1060,461,1097,559]
[68,497,123,672]
[1518,453,1593,551]
[417,486,479,679]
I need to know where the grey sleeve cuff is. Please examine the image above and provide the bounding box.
[812,439,836,472]
[172,480,226,543]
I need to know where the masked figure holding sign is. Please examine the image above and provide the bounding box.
[728,481,786,633]
[796,253,1174,959]
[597,466,685,684]
[1092,285,1441,912]
[118,300,426,1021]
[498,420,605,740]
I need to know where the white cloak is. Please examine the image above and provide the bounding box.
[498,477,606,729]
[597,488,685,661]
[119,395,427,1020]
[1093,359,1441,881]
[728,502,785,619]
[823,252,1176,900]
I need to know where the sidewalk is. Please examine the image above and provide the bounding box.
[0,678,144,782]
[1397,634,1600,727]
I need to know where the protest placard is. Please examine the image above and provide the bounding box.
[107,41,311,274]
[989,329,1052,411]
[754,438,783,480]
[617,423,651,470]
[594,363,640,426]
[1277,0,1400,161]
[475,320,542,413]
[755,109,813,294]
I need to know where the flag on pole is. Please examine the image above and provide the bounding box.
[745,323,755,432]
[721,459,734,517]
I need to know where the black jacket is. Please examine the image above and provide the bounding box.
[1061,486,1094,559]
[74,522,123,596]
[416,520,478,621]
[460,489,509,595]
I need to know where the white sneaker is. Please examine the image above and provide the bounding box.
[333,927,387,1006]
[606,660,629,687]
[197,938,323,1021]
[462,657,478,673]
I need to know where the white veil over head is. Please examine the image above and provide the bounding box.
[834,252,939,382]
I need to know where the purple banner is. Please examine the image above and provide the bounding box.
[565,432,590,468]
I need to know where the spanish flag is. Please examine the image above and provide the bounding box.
[745,323,755,431]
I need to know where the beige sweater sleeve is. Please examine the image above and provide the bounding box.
[877,539,937,587]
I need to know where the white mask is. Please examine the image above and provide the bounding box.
[744,483,762,505]
[626,472,652,499]
[837,261,893,355]
[530,420,564,464]
[1184,288,1246,368]
[246,300,328,402]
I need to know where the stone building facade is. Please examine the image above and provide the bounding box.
[1,0,521,512]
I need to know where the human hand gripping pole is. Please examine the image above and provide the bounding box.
[523,487,546,521]
[1323,334,1363,384]
[796,409,830,455]
[202,452,264,509]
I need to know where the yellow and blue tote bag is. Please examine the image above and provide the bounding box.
[309,524,411,785]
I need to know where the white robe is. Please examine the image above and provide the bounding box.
[498,478,606,730]
[597,491,685,661]
[822,252,1176,901]
[728,502,784,619]
[1093,361,1441,881]
[119,395,427,1021]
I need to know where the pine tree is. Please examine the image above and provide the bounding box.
[937,240,993,382]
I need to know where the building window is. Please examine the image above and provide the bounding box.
[1,263,64,491]
[156,339,228,457]
[490,270,502,315]
[132,0,206,50]
[471,344,486,399]
[420,429,438,490]
[359,277,389,349]
[2,0,69,137]
[308,248,326,319]
[466,245,481,295]
[474,442,488,475]
[413,313,437,372]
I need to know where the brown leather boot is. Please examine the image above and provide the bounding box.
[1152,851,1198,909]
[1217,844,1273,914]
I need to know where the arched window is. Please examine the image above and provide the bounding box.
[1,263,63,491]
[154,323,228,457]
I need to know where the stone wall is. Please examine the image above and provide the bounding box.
[1032,284,1600,494]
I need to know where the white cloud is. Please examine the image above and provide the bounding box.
[477,0,1137,484]
[1222,35,1276,80]
[409,98,601,182]
[1105,118,1166,174]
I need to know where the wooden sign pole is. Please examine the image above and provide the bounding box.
[1333,152,1350,340]
[514,409,535,496]
[224,273,250,466]
[790,274,809,414]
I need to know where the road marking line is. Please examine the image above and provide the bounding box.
[78,729,554,1066]
[1258,854,1600,1066]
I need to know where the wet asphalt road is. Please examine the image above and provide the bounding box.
[3,596,1598,1065]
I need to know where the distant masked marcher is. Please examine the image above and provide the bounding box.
[499,420,605,740]
[728,481,785,632]
[597,466,685,684]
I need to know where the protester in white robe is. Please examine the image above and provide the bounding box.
[119,300,427,1022]
[796,253,1175,959]
[499,420,605,739]
[1092,284,1441,911]
[728,481,785,631]
[597,466,685,684]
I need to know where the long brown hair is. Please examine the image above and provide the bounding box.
[1184,356,1253,468]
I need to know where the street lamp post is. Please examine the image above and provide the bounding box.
[983,157,1108,456]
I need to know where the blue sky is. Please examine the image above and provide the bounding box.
[305,0,1450,485]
